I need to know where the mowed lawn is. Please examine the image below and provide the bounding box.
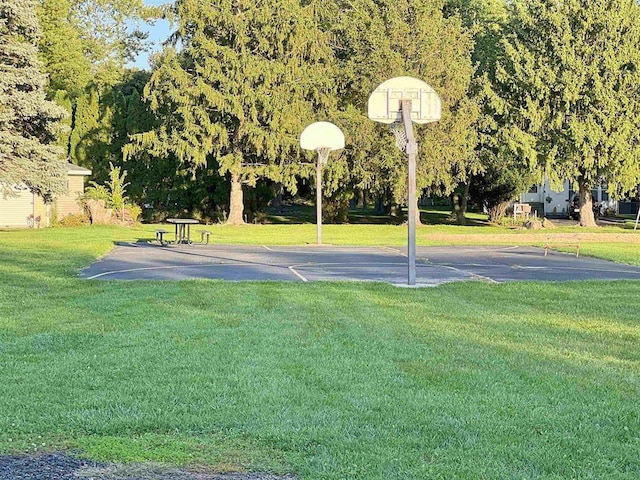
[0,226,639,479]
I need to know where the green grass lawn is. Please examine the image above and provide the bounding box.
[0,226,639,479]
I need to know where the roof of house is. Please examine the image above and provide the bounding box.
[67,163,92,176]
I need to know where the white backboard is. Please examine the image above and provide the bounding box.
[300,121,345,151]
[367,76,442,125]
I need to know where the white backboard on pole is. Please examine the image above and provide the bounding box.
[367,76,442,125]
[300,121,345,152]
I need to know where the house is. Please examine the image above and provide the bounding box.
[519,178,618,217]
[0,163,92,227]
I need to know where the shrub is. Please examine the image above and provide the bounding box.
[126,203,142,222]
[58,213,89,227]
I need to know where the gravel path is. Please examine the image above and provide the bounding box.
[0,453,297,480]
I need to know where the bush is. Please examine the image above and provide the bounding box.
[323,191,351,223]
[83,184,110,203]
[58,213,90,227]
[125,203,142,223]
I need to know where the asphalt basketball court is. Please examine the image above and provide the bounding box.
[81,242,640,285]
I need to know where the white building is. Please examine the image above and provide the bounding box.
[519,178,617,217]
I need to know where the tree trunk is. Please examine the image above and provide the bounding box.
[271,182,283,209]
[452,183,469,225]
[488,201,509,224]
[389,202,400,218]
[227,172,245,225]
[414,198,422,225]
[356,189,365,209]
[578,181,597,227]
[375,195,384,213]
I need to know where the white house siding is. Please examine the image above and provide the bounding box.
[520,179,617,216]
[0,164,91,228]
[56,175,85,219]
[0,186,34,227]
[520,179,572,215]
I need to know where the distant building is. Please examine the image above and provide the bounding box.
[0,163,92,227]
[519,178,617,217]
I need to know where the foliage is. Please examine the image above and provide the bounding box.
[37,0,92,97]
[84,162,129,219]
[57,211,90,227]
[107,162,128,213]
[126,0,338,224]
[125,203,141,222]
[83,183,110,203]
[327,0,480,217]
[491,0,640,226]
[0,0,68,201]
[323,190,351,224]
[37,0,160,91]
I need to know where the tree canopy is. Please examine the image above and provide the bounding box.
[492,0,640,226]
[126,0,338,224]
[327,0,479,222]
[0,0,68,200]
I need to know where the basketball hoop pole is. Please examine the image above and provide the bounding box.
[316,151,323,245]
[401,100,418,285]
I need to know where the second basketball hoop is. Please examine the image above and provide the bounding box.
[367,76,442,285]
[300,121,345,245]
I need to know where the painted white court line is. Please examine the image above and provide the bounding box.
[288,266,308,282]
[85,263,263,280]
[439,265,500,284]
[378,246,406,256]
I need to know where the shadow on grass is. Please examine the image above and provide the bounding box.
[264,204,491,226]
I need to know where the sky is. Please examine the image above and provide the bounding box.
[128,0,172,70]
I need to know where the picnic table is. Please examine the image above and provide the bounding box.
[166,218,199,244]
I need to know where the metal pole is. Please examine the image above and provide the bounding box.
[635,206,640,231]
[401,99,418,286]
[316,152,322,245]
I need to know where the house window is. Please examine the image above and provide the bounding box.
[528,185,538,193]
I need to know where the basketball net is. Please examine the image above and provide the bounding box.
[389,121,408,151]
[317,147,331,164]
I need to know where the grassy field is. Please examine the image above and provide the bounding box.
[0,226,639,479]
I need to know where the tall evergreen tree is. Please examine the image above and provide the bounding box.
[37,0,92,98]
[493,0,640,226]
[447,0,534,223]
[328,0,479,224]
[0,0,68,200]
[126,0,337,224]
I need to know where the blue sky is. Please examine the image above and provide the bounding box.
[128,0,172,70]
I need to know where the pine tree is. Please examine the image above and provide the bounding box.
[69,86,100,168]
[0,0,68,200]
[494,0,640,226]
[126,0,337,224]
[328,0,479,224]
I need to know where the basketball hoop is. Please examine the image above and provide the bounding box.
[299,122,346,245]
[367,76,442,286]
[317,147,331,165]
[389,122,408,151]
